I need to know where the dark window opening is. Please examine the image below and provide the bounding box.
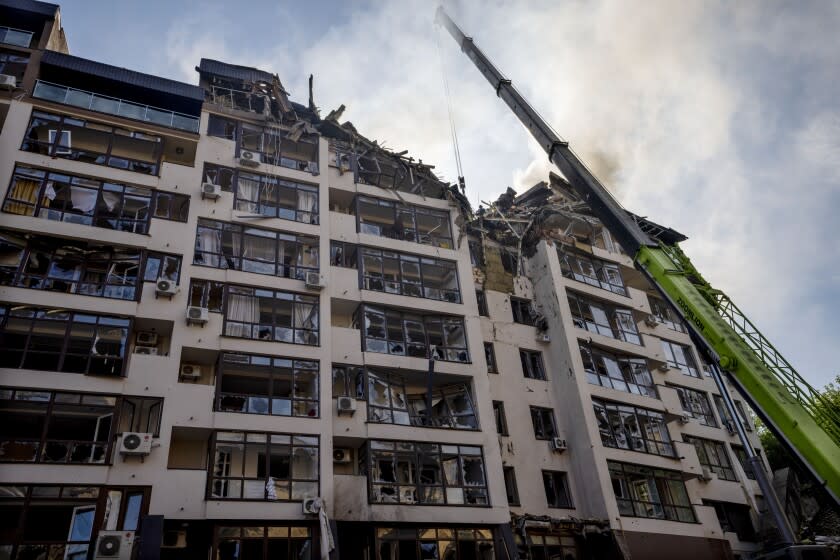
[542,471,573,508]
[581,343,656,398]
[330,241,358,268]
[361,247,460,303]
[332,365,365,399]
[704,500,757,541]
[608,461,695,522]
[476,291,489,317]
[493,401,508,436]
[484,343,497,373]
[671,385,717,427]
[530,407,557,440]
[593,398,675,457]
[520,350,546,380]
[685,436,737,481]
[356,196,453,249]
[503,466,520,506]
[567,292,641,345]
[511,298,535,325]
[558,248,627,296]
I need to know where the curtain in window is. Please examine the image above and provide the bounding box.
[242,232,276,272]
[4,178,41,215]
[294,302,316,344]
[196,227,221,266]
[101,191,120,212]
[236,176,260,213]
[297,190,317,223]
[225,293,260,337]
[70,187,97,214]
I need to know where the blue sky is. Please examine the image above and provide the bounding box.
[57,0,840,389]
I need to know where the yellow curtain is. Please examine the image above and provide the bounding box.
[4,178,41,215]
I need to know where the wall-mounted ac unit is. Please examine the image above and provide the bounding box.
[201,182,221,200]
[133,346,159,356]
[679,414,691,424]
[536,333,550,343]
[302,497,322,515]
[135,331,158,346]
[699,466,714,482]
[644,315,659,328]
[156,278,178,297]
[305,272,324,290]
[179,364,202,381]
[94,530,135,559]
[119,432,153,456]
[333,448,352,464]
[658,363,670,372]
[0,74,16,90]
[161,530,187,549]
[550,437,568,452]
[186,306,209,326]
[337,396,356,415]
[238,150,261,168]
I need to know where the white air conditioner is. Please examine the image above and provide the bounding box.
[119,432,153,456]
[536,333,550,343]
[179,363,202,381]
[305,272,324,290]
[133,346,159,356]
[699,467,714,482]
[201,182,222,200]
[94,530,135,559]
[337,396,356,415]
[333,448,352,464]
[186,306,209,325]
[679,414,691,424]
[155,278,178,297]
[657,363,670,372]
[306,161,319,175]
[644,315,659,328]
[302,497,322,515]
[161,530,187,549]
[550,437,568,452]
[0,74,16,90]
[135,331,158,346]
[238,150,261,168]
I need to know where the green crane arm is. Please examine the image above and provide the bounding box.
[434,5,840,515]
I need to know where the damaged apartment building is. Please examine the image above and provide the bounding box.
[0,1,771,559]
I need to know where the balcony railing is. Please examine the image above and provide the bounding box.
[0,26,33,48]
[33,80,200,133]
[207,84,269,114]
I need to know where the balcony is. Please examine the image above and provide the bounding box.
[33,80,200,132]
[0,26,33,48]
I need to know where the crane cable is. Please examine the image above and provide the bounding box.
[435,22,466,194]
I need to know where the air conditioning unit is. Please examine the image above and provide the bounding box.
[657,363,670,372]
[134,346,159,356]
[337,396,357,415]
[644,315,659,328]
[161,530,187,549]
[699,467,714,482]
[179,363,202,381]
[186,306,209,325]
[302,497,322,515]
[679,414,691,424]
[155,277,178,297]
[333,448,352,464]
[0,74,16,90]
[550,437,568,452]
[306,161,319,175]
[201,182,222,200]
[305,272,324,290]
[135,331,157,346]
[119,432,153,456]
[536,332,550,343]
[94,530,135,559]
[238,150,261,168]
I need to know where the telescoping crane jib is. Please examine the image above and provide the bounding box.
[434,4,840,554]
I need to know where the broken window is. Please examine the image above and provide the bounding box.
[731,445,761,481]
[375,527,495,560]
[0,305,130,376]
[330,241,358,268]
[368,440,488,506]
[608,461,695,522]
[661,339,700,377]
[237,125,319,173]
[476,290,489,317]
[361,247,460,302]
[734,401,753,432]
[520,349,546,380]
[670,385,717,427]
[484,343,497,373]
[521,531,580,559]
[356,196,453,249]
[209,431,318,501]
[468,240,483,267]
[568,291,641,345]
[2,165,185,233]
[222,284,319,346]
[194,218,319,280]
[493,401,508,435]
[332,364,365,399]
[188,278,225,312]
[0,50,29,84]
[542,471,573,508]
[207,114,238,140]
[0,229,179,301]
[558,248,627,296]
[0,484,150,559]
[713,394,738,434]
[142,251,181,283]
[358,304,468,362]
[685,435,737,481]
[703,500,757,542]
[530,407,557,440]
[580,343,655,398]
[216,352,319,418]
[593,399,674,457]
[502,467,520,506]
[648,296,687,333]
[116,396,163,436]
[511,298,536,325]
[22,111,162,175]
[214,525,313,560]
[499,250,518,275]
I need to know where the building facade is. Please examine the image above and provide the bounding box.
[0,1,770,559]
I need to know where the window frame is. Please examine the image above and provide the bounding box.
[520,349,546,380]
[503,466,520,506]
[221,284,320,346]
[580,343,656,398]
[660,339,701,378]
[558,248,627,296]
[493,401,508,436]
[22,111,163,175]
[567,291,641,345]
[476,290,489,317]
[530,406,558,440]
[355,195,453,249]
[484,342,497,373]
[212,524,316,560]
[542,470,574,509]
[510,297,535,325]
[685,436,737,482]
[648,296,687,333]
[360,246,461,303]
[592,398,675,457]
[670,384,718,427]
[608,460,696,523]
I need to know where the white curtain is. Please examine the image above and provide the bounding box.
[102,192,120,212]
[196,228,221,266]
[70,186,97,213]
[294,303,316,331]
[225,293,260,337]
[297,190,317,223]
[236,176,260,213]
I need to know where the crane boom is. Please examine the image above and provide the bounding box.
[434,4,840,544]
